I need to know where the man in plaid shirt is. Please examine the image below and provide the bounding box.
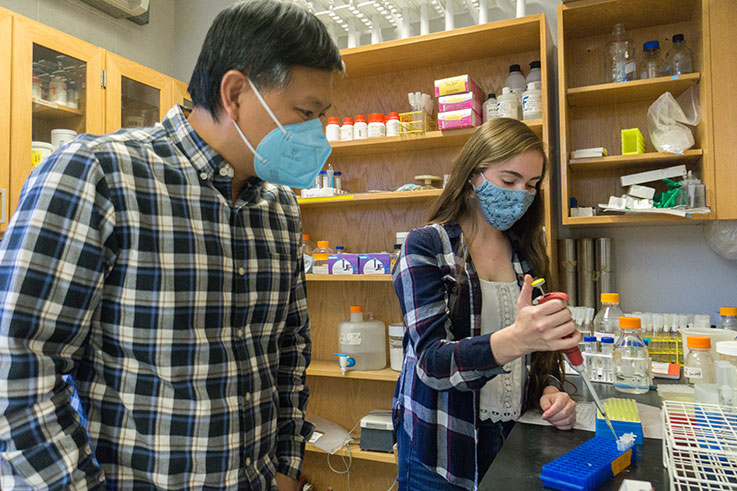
[0,1,342,489]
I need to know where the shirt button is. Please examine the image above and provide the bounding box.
[84,445,92,456]
[245,457,251,466]
[238,267,245,275]
[98,475,105,483]
[199,172,208,180]
[219,167,229,177]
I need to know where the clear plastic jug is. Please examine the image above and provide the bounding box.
[338,306,386,370]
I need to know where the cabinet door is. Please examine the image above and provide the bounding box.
[105,52,172,132]
[171,78,193,112]
[0,9,11,233]
[10,15,105,223]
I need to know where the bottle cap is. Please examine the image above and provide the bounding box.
[342,117,354,125]
[720,307,737,316]
[619,316,641,329]
[502,87,511,94]
[302,234,310,240]
[509,64,521,73]
[644,40,659,51]
[601,293,620,303]
[313,253,329,260]
[350,305,363,313]
[387,112,400,120]
[394,243,402,249]
[319,170,327,174]
[327,117,340,125]
[687,335,711,349]
[583,336,597,342]
[368,113,385,123]
[488,93,496,99]
[334,171,342,176]
[317,240,330,248]
[335,246,344,251]
[672,33,684,43]
[529,60,541,69]
[716,340,737,357]
[355,114,367,123]
[601,337,614,343]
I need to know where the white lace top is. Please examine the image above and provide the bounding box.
[478,279,523,423]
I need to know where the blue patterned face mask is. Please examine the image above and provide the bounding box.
[474,175,536,231]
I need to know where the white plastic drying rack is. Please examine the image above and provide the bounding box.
[662,401,737,490]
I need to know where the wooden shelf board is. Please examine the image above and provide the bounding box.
[298,189,442,208]
[306,274,392,282]
[561,0,697,40]
[568,149,703,171]
[306,443,395,464]
[340,16,542,78]
[567,73,701,107]
[565,213,713,227]
[306,360,399,382]
[329,120,542,158]
[32,97,84,119]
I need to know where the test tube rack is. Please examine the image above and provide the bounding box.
[399,111,435,134]
[540,436,637,491]
[648,335,684,366]
[662,400,737,489]
[596,398,644,445]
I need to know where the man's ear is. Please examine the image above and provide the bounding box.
[220,70,249,122]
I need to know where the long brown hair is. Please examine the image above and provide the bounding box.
[428,118,564,407]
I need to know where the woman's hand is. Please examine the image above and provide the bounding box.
[491,275,580,365]
[540,387,576,430]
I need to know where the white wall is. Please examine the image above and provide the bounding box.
[0,0,177,78]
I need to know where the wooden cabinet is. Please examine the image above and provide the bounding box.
[9,14,105,222]
[104,52,172,132]
[557,0,714,226]
[299,15,554,489]
[0,9,11,232]
[171,78,193,111]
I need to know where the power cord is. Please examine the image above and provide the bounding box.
[326,419,361,491]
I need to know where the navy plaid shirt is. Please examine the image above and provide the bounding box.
[0,106,312,489]
[392,221,558,490]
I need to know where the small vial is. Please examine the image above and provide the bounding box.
[334,171,342,191]
[340,118,354,141]
[601,336,615,383]
[325,117,340,142]
[326,163,334,189]
[335,246,345,255]
[354,115,368,139]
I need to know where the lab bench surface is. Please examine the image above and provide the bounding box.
[479,378,670,490]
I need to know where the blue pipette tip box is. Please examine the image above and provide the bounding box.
[540,437,637,491]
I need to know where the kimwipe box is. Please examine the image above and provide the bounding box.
[328,254,359,274]
[358,254,391,274]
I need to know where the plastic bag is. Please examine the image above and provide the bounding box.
[704,220,737,260]
[647,85,700,154]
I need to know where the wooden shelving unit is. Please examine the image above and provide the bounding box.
[301,14,555,490]
[305,443,395,465]
[557,0,714,225]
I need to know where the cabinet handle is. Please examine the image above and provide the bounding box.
[0,189,6,225]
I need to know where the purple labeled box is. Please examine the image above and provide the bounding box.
[359,254,391,275]
[328,254,359,274]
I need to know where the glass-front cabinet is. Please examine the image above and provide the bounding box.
[10,15,104,223]
[172,78,193,113]
[105,53,171,132]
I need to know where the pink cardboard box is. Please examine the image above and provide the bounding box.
[329,254,359,274]
[438,91,484,113]
[358,254,391,275]
[434,74,483,97]
[437,108,482,130]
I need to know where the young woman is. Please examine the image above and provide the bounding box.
[392,118,580,490]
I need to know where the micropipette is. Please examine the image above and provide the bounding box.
[531,277,618,440]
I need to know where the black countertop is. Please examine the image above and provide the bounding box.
[479,376,670,490]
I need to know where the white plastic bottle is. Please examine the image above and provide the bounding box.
[386,112,401,137]
[338,306,387,370]
[368,113,386,138]
[522,81,543,120]
[340,118,354,141]
[526,60,541,87]
[482,93,498,123]
[504,64,526,107]
[325,117,340,142]
[49,74,67,106]
[496,87,520,120]
[354,115,368,139]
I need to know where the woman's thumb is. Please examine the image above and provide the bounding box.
[517,274,533,309]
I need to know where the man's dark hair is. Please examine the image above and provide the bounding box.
[188,0,343,120]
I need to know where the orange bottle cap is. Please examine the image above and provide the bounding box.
[601,293,620,303]
[317,241,329,248]
[350,306,363,313]
[342,117,354,125]
[721,307,737,316]
[355,115,367,123]
[313,253,330,260]
[302,234,310,240]
[687,335,711,349]
[619,316,641,329]
[327,117,340,125]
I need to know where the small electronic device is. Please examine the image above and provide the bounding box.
[359,410,395,453]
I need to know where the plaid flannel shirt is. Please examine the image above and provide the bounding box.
[0,106,313,490]
[392,221,559,490]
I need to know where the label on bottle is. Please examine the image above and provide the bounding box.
[593,331,612,342]
[684,366,703,379]
[339,332,362,346]
[624,61,636,78]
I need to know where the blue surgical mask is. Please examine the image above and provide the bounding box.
[232,78,332,188]
[474,175,536,231]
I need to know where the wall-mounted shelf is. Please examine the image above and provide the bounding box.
[568,149,703,171]
[329,119,542,158]
[566,73,701,107]
[305,443,395,465]
[298,189,442,208]
[566,213,712,226]
[306,360,399,382]
[306,274,392,282]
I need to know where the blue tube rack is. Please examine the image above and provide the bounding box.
[540,437,636,491]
